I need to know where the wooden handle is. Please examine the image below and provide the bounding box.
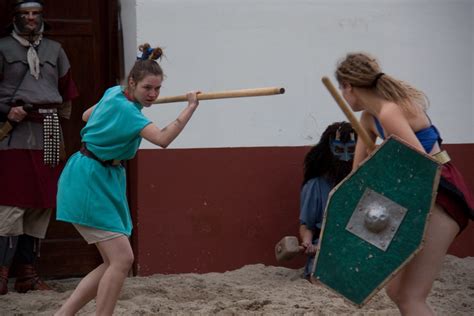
[0,121,13,140]
[321,77,375,150]
[153,87,285,104]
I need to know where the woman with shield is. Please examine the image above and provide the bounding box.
[334,52,473,315]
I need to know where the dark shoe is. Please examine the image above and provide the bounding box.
[0,266,8,295]
[14,264,51,293]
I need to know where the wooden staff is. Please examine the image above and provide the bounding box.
[321,77,375,150]
[153,87,285,104]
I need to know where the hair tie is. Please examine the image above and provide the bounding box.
[372,72,385,87]
[137,47,154,60]
[136,46,163,61]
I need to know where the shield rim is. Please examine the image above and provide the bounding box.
[311,135,442,307]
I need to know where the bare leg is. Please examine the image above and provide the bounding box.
[95,236,134,316]
[385,204,459,316]
[54,263,108,316]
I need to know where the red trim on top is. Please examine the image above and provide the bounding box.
[58,69,79,102]
[123,89,136,102]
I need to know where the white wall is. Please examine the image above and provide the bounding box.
[119,0,137,76]
[472,2,474,124]
[121,0,474,148]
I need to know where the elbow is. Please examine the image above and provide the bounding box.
[161,139,174,148]
[153,138,170,149]
[156,136,173,149]
[148,132,173,149]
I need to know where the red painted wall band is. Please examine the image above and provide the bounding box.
[128,144,473,276]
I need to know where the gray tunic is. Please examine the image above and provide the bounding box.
[0,35,71,150]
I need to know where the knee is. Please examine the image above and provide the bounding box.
[112,252,134,273]
[121,252,134,270]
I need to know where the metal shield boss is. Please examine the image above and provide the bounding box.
[312,136,441,306]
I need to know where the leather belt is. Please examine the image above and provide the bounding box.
[24,108,58,122]
[31,103,61,110]
[432,150,451,165]
[22,102,61,110]
[80,143,122,166]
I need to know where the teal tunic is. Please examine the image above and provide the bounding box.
[56,86,151,235]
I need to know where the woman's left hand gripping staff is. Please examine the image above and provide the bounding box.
[140,90,201,148]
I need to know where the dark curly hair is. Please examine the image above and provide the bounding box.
[303,121,356,186]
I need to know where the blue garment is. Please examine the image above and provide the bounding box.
[57,86,152,236]
[373,116,442,153]
[299,177,332,277]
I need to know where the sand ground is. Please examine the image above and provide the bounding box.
[1,255,473,315]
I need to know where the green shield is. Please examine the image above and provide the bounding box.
[312,136,441,306]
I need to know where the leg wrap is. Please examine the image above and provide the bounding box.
[14,263,51,293]
[0,236,19,267]
[13,235,50,293]
[0,236,19,295]
[14,234,38,265]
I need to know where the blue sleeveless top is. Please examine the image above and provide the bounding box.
[373,116,442,153]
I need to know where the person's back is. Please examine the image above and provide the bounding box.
[372,103,441,154]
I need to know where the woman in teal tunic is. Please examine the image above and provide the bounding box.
[55,44,200,316]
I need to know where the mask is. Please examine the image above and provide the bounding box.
[330,130,356,162]
[330,140,356,161]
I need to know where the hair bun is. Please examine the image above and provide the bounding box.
[137,43,163,61]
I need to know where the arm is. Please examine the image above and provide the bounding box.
[57,48,78,120]
[82,105,96,122]
[57,100,72,119]
[299,179,324,255]
[6,103,27,123]
[299,225,317,255]
[0,103,9,118]
[0,53,27,122]
[0,54,6,118]
[352,111,378,169]
[140,91,200,148]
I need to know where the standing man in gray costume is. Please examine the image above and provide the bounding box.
[0,0,78,294]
